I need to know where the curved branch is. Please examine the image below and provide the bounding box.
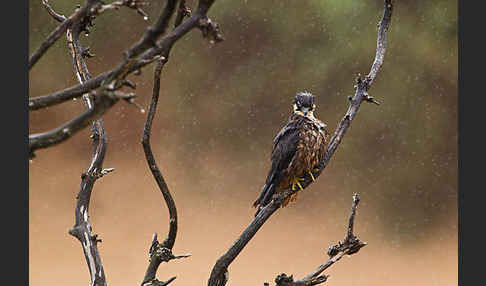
[208,1,393,286]
[140,58,184,286]
[42,0,67,22]
[142,59,178,251]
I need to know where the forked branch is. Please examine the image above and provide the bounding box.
[274,193,366,286]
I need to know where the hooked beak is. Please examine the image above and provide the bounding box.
[301,107,309,115]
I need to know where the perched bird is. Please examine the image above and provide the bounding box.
[253,92,328,215]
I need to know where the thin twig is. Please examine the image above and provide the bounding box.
[42,0,67,22]
[207,2,393,286]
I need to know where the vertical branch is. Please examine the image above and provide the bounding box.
[345,193,360,242]
[66,15,111,286]
[140,59,190,286]
[142,58,178,250]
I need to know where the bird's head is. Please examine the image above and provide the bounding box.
[293,92,316,117]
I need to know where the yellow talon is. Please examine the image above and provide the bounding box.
[291,180,298,191]
[308,171,316,182]
[292,177,304,191]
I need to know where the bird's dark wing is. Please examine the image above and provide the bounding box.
[253,120,301,209]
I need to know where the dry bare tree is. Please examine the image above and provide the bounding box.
[28,1,394,285]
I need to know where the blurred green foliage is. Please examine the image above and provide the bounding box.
[29,0,457,244]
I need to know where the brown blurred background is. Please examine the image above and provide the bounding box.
[29,1,457,285]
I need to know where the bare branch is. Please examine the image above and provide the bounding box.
[67,116,108,286]
[28,90,134,158]
[95,0,149,20]
[140,58,189,286]
[28,71,109,110]
[41,0,67,22]
[365,0,394,88]
[141,58,178,250]
[29,0,99,70]
[66,17,109,286]
[287,194,366,286]
[208,2,393,286]
[208,200,280,286]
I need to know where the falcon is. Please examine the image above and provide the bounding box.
[253,92,328,214]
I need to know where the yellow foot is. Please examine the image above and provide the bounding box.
[291,176,305,191]
[308,171,316,182]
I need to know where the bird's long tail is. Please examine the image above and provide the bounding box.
[253,183,270,208]
[253,182,276,217]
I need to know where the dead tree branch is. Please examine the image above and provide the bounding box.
[208,1,393,286]
[28,90,134,158]
[140,58,190,286]
[66,14,111,286]
[41,0,67,22]
[271,194,366,286]
[94,0,149,19]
